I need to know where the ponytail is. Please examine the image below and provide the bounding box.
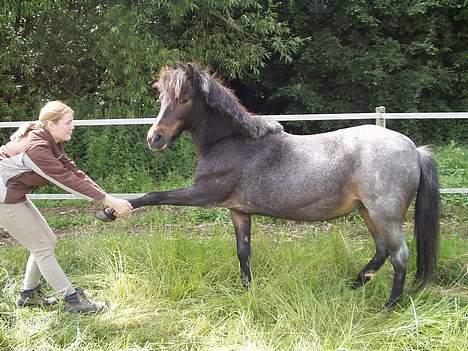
[10,121,43,141]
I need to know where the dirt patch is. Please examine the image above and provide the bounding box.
[0,228,16,246]
[0,224,74,247]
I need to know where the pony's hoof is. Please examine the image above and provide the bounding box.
[384,298,401,310]
[95,207,117,222]
[351,276,370,289]
[241,276,251,290]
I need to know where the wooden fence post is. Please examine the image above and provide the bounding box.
[375,106,386,128]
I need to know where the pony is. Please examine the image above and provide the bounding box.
[97,63,440,308]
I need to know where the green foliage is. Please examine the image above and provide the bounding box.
[388,119,467,145]
[253,0,468,142]
[0,0,303,121]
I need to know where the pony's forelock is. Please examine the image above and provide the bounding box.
[157,65,190,101]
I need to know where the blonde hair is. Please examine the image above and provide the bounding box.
[10,101,74,141]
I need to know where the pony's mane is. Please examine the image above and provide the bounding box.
[156,63,283,138]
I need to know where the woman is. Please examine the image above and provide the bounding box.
[0,101,133,313]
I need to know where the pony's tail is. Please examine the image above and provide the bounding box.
[414,146,440,283]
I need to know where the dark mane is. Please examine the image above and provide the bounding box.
[156,63,283,138]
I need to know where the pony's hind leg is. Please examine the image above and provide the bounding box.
[386,240,409,308]
[359,207,409,308]
[230,209,252,288]
[352,207,389,289]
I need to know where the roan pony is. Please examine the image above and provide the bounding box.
[97,63,440,308]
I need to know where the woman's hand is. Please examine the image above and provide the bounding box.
[103,195,133,216]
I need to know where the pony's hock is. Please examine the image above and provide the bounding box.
[97,63,440,308]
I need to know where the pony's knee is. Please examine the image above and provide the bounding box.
[236,233,251,259]
[237,245,250,261]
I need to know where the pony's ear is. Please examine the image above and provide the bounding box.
[186,63,195,83]
[149,79,158,96]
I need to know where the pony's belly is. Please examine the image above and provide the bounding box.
[261,203,358,222]
[226,197,360,222]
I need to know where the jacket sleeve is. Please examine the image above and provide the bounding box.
[22,145,106,201]
[60,153,104,191]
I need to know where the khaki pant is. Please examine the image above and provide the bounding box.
[0,199,74,296]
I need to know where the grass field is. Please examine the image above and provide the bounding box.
[0,144,466,351]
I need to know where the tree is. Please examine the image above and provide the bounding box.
[250,0,467,142]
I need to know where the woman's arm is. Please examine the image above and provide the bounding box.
[23,146,132,215]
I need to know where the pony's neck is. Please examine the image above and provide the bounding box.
[190,106,240,155]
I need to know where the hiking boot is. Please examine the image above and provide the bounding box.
[64,287,106,314]
[16,285,58,307]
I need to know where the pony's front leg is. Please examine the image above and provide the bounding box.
[95,187,216,222]
[230,209,252,288]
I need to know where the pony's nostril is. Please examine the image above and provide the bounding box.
[154,134,162,143]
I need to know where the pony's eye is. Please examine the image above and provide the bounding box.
[178,97,189,104]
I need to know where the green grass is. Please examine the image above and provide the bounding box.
[436,142,467,207]
[0,208,466,351]
[437,142,467,188]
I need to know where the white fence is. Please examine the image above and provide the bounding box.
[1,109,467,198]
[1,111,468,128]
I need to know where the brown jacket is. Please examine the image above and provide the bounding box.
[0,128,106,204]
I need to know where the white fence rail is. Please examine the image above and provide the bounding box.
[1,110,467,198]
[1,111,467,128]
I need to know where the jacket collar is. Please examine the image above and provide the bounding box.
[30,128,65,153]
[32,128,58,145]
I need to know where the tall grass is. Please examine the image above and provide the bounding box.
[0,211,466,350]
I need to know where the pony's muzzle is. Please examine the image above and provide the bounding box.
[147,133,168,151]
